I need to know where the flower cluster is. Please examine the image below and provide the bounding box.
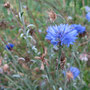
[71,24,86,34]
[45,24,78,47]
[85,6,90,22]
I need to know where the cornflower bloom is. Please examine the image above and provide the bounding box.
[71,24,86,34]
[63,66,80,80]
[45,24,78,47]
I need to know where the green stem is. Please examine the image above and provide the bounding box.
[74,0,76,14]
[55,46,62,87]
[58,46,62,70]
[18,0,31,54]
[5,75,23,90]
[64,79,67,90]
[44,64,55,90]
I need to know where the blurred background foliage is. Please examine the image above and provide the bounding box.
[0,0,90,90]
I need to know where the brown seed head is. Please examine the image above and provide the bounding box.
[47,10,57,22]
[66,71,73,80]
[4,2,10,8]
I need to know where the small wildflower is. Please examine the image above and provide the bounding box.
[67,16,73,20]
[71,24,86,34]
[86,12,90,22]
[69,67,80,79]
[39,29,42,33]
[79,53,88,61]
[3,64,9,72]
[85,6,90,13]
[6,43,14,50]
[4,2,10,8]
[47,10,57,22]
[23,5,27,9]
[46,24,78,47]
[63,67,80,80]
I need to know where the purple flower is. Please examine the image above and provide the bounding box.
[71,24,86,34]
[45,24,78,47]
[86,12,90,22]
[63,67,80,79]
[6,43,14,50]
[85,6,90,13]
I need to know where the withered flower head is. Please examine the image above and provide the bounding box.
[35,47,49,70]
[47,9,57,22]
[66,71,73,80]
[29,28,35,36]
[4,2,10,8]
[79,31,87,38]
[79,53,88,61]
[25,56,30,63]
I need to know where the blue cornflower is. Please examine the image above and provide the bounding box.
[6,43,14,50]
[71,24,86,34]
[85,6,90,13]
[45,24,78,47]
[86,12,90,22]
[63,67,80,79]
[69,67,80,79]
